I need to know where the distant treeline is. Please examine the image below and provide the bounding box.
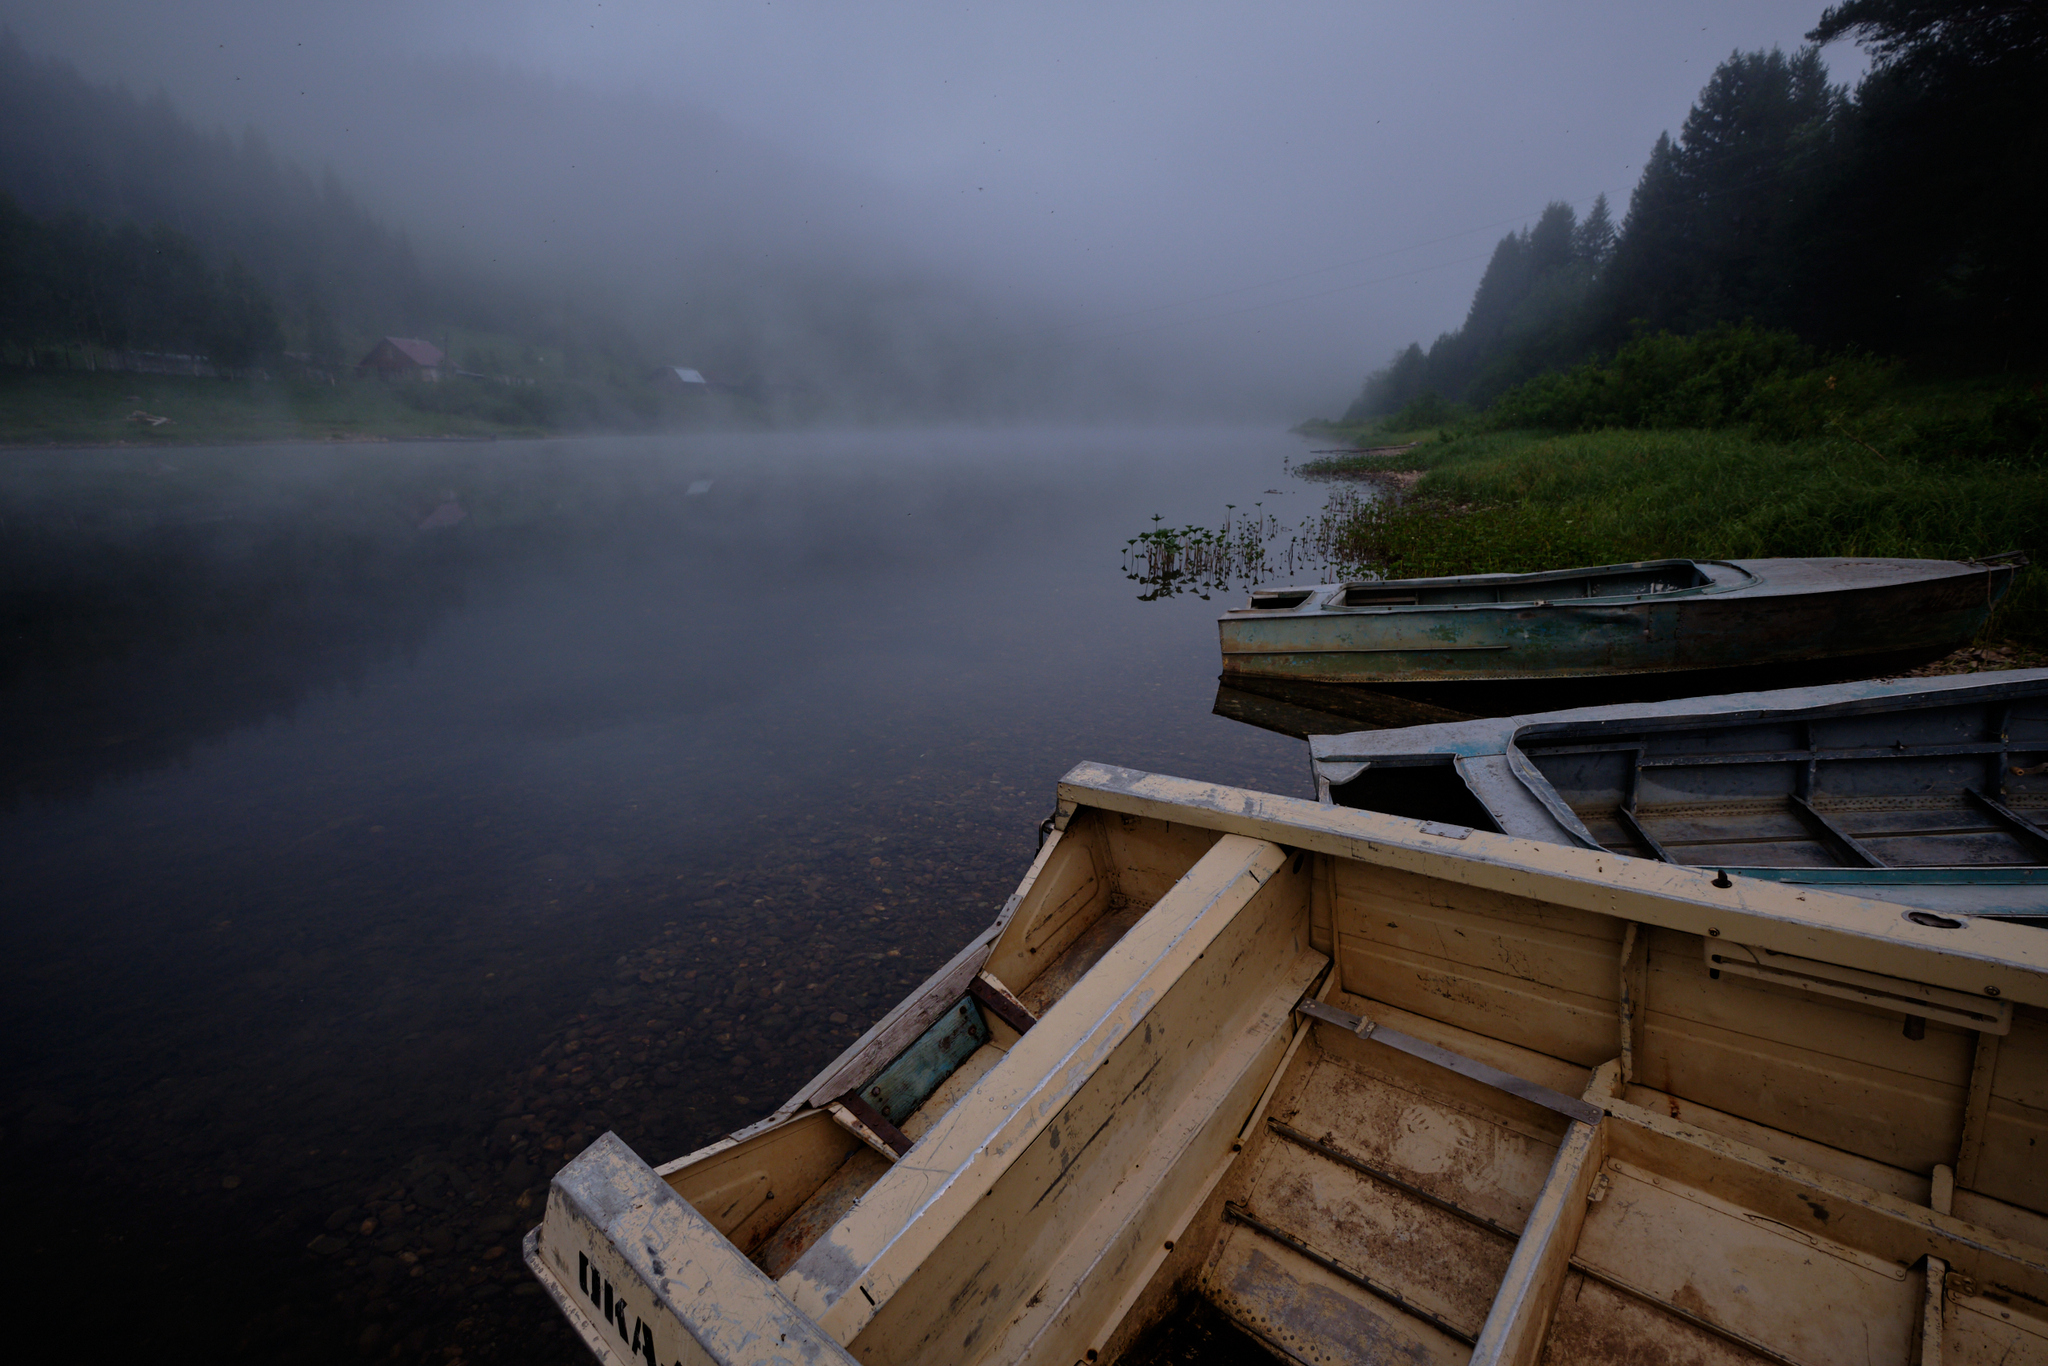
[0,194,290,370]
[1347,1,2047,420]
[0,35,1088,421]
[1490,322,2047,467]
[0,35,647,385]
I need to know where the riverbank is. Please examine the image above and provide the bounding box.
[1299,425,2048,649]
[0,370,753,446]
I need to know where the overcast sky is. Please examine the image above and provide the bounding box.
[5,2,1863,416]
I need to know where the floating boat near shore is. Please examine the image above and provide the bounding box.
[1220,554,2024,709]
[528,760,2048,1365]
[1311,669,2048,921]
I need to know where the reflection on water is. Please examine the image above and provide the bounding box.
[1,428,1330,1365]
[1212,677,1474,741]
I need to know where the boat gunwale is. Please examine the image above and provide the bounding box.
[1306,671,2048,918]
[1222,556,1747,617]
[1335,555,1722,595]
[533,759,2048,1364]
[1309,671,2048,767]
[1497,680,2047,860]
[1223,554,2013,631]
[1055,761,2048,1007]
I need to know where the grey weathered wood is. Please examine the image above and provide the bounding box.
[1468,1115,1608,1366]
[534,759,2048,1366]
[1058,762,2048,1007]
[1297,998,1603,1125]
[533,1133,860,1366]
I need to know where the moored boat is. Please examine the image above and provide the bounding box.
[1311,668,2048,920]
[1219,553,2024,709]
[527,759,2048,1365]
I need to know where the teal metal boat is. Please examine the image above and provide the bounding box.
[1220,554,2023,709]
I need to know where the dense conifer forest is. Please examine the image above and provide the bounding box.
[0,34,643,387]
[0,32,1113,431]
[1344,1,2047,422]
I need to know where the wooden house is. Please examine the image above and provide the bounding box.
[356,337,447,381]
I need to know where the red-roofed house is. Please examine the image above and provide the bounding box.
[356,337,447,381]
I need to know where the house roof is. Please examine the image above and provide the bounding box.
[376,337,446,367]
[670,367,707,384]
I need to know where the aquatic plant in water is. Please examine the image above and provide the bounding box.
[1122,488,1376,600]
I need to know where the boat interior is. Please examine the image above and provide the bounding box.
[537,768,2048,1366]
[652,808,1220,1283]
[1244,559,1725,613]
[1516,688,2048,875]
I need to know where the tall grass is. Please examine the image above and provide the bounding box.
[1308,427,2047,647]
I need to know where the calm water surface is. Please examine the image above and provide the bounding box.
[1,426,1344,1363]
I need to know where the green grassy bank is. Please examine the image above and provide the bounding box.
[0,370,750,445]
[1301,425,2048,650]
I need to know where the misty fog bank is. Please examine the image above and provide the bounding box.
[0,35,1211,424]
[3,2,1850,424]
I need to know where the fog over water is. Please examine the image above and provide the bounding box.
[1,7,1886,1363]
[6,1,1854,417]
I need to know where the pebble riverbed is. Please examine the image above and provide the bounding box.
[1,427,1327,1364]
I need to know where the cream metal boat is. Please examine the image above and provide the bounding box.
[527,762,2048,1365]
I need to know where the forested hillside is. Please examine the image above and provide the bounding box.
[1346,0,2047,420]
[0,34,647,385]
[0,35,1097,425]
[0,30,647,389]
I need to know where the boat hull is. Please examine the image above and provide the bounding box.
[531,761,2048,1365]
[1220,556,2017,697]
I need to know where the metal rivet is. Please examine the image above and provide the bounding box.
[1708,928,1720,937]
[1712,870,1733,888]
[1987,986,2002,997]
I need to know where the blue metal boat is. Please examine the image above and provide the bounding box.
[1308,670,2048,918]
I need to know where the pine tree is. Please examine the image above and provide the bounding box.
[304,298,343,368]
[1602,132,1693,333]
[207,256,285,369]
[1524,202,1578,279]
[1572,194,1616,267]
[1803,0,2048,359]
[1809,0,2048,73]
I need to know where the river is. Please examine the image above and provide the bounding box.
[0,425,1353,1364]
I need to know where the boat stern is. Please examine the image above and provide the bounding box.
[525,1131,857,1366]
